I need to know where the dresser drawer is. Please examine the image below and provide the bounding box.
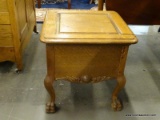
[0,0,8,12]
[0,25,13,47]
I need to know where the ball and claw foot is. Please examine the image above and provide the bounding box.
[111,97,122,111]
[46,102,56,113]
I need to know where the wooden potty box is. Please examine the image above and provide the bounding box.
[40,10,138,113]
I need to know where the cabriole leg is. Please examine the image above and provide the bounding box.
[111,75,126,111]
[44,44,56,113]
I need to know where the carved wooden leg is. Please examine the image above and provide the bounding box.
[44,44,56,113]
[111,75,126,111]
[44,75,56,113]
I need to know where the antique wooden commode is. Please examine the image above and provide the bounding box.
[40,10,137,113]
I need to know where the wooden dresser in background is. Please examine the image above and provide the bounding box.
[98,0,160,25]
[0,0,37,71]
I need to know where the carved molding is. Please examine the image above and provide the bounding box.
[56,75,112,83]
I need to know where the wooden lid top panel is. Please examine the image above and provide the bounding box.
[40,10,137,44]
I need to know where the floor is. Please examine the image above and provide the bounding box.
[0,24,160,120]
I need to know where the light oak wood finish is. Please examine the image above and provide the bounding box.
[40,10,138,113]
[0,0,37,70]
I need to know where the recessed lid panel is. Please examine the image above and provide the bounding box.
[60,13,117,33]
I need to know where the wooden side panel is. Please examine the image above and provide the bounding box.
[26,0,34,18]
[20,18,34,52]
[0,25,13,47]
[27,6,36,31]
[0,0,8,12]
[54,44,123,78]
[26,0,35,29]
[15,0,28,37]
[21,0,36,52]
[28,11,35,29]
[0,47,15,62]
